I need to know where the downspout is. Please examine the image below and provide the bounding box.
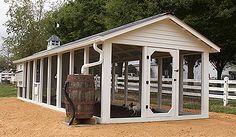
[81,43,103,74]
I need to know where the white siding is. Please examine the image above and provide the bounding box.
[109,19,211,52]
[16,63,24,87]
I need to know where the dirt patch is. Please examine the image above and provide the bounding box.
[1,97,236,137]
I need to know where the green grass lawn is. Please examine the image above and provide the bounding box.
[209,98,236,115]
[0,84,17,97]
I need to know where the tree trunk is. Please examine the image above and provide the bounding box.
[187,61,195,79]
[217,68,223,80]
[185,55,199,79]
[117,62,123,77]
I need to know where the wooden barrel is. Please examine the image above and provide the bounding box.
[64,74,95,119]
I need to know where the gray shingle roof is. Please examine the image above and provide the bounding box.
[33,13,168,56]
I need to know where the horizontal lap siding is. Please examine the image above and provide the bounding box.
[110,19,210,51]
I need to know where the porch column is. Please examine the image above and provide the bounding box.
[179,55,184,113]
[157,58,163,109]
[124,62,128,106]
[141,47,148,118]
[22,62,27,98]
[26,61,31,99]
[201,52,209,117]
[39,58,44,103]
[69,50,74,74]
[47,56,52,105]
[32,60,37,101]
[84,47,90,74]
[173,50,180,117]
[111,63,116,102]
[56,54,62,108]
[139,58,142,105]
[101,42,112,123]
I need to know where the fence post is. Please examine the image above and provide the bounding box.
[94,75,98,91]
[115,74,118,92]
[223,77,229,106]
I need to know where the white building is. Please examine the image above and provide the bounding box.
[14,13,220,124]
[0,69,16,84]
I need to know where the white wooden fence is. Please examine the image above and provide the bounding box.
[106,76,236,107]
[0,72,16,84]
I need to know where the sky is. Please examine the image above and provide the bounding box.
[0,0,9,50]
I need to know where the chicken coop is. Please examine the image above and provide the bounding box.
[14,13,220,124]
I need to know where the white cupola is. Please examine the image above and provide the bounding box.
[47,35,61,50]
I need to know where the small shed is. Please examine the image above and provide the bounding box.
[14,13,220,124]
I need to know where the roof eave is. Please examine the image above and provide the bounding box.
[13,36,103,64]
[13,14,221,64]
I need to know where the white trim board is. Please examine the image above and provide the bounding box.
[17,97,207,124]
[18,97,65,113]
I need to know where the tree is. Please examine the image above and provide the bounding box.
[47,0,106,44]
[4,0,51,59]
[128,64,137,74]
[105,0,236,80]
[182,0,236,79]
[0,56,8,71]
[4,0,236,80]
[104,0,146,29]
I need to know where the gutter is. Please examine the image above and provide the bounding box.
[13,37,103,64]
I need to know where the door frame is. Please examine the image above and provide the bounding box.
[146,47,179,118]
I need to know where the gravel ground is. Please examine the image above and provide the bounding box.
[0,97,236,137]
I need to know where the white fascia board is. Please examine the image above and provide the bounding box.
[13,36,103,64]
[168,15,220,53]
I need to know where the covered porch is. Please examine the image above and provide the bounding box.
[15,43,209,123]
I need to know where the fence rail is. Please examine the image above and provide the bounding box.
[110,76,236,106]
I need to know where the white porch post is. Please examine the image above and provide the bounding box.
[22,62,27,98]
[101,42,112,123]
[39,58,44,103]
[56,54,62,108]
[26,61,31,99]
[32,60,37,101]
[139,58,142,104]
[174,50,180,117]
[201,52,209,117]
[47,56,52,105]
[84,47,90,74]
[124,61,128,106]
[179,55,184,113]
[111,63,116,102]
[141,47,148,118]
[69,50,74,75]
[157,58,163,109]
